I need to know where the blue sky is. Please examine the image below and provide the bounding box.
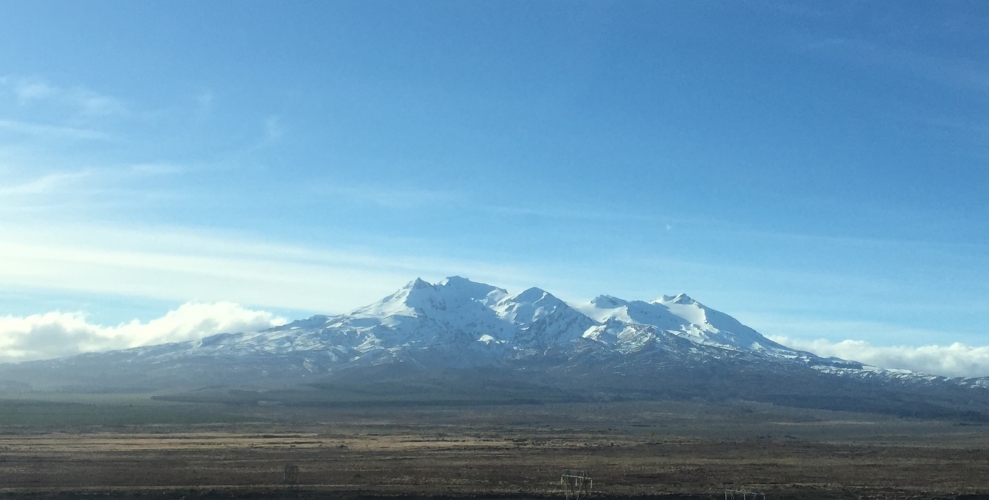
[1,1,988,371]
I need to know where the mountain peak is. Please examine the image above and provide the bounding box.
[590,295,627,308]
[657,293,695,305]
[408,277,431,289]
[6,276,943,401]
[513,286,550,303]
[439,275,471,286]
[436,276,506,301]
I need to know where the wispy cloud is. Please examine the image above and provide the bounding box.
[196,91,214,109]
[2,76,127,116]
[193,90,214,119]
[243,115,286,151]
[0,119,110,140]
[770,335,989,378]
[802,37,989,95]
[0,170,93,196]
[264,115,284,141]
[127,162,186,176]
[0,223,541,314]
[0,303,286,363]
[317,183,464,209]
[0,164,190,218]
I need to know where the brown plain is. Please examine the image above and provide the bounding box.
[1,397,988,500]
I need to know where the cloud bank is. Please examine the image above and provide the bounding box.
[769,335,989,378]
[0,303,287,363]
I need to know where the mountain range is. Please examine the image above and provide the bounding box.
[2,277,988,419]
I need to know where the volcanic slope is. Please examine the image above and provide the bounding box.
[2,277,988,419]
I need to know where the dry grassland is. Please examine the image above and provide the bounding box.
[1,398,988,500]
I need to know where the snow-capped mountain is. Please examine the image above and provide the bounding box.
[68,276,862,375]
[3,276,988,420]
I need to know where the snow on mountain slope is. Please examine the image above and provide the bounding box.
[163,276,825,372]
[175,277,522,368]
[339,276,516,344]
[492,287,595,349]
[57,276,940,383]
[573,293,792,356]
[651,294,794,354]
[8,276,983,396]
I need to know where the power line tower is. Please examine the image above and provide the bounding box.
[725,488,765,500]
[283,463,300,488]
[561,469,593,500]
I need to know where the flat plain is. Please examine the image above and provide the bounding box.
[1,394,988,500]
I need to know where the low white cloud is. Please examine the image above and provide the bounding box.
[769,335,989,378]
[0,303,287,363]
